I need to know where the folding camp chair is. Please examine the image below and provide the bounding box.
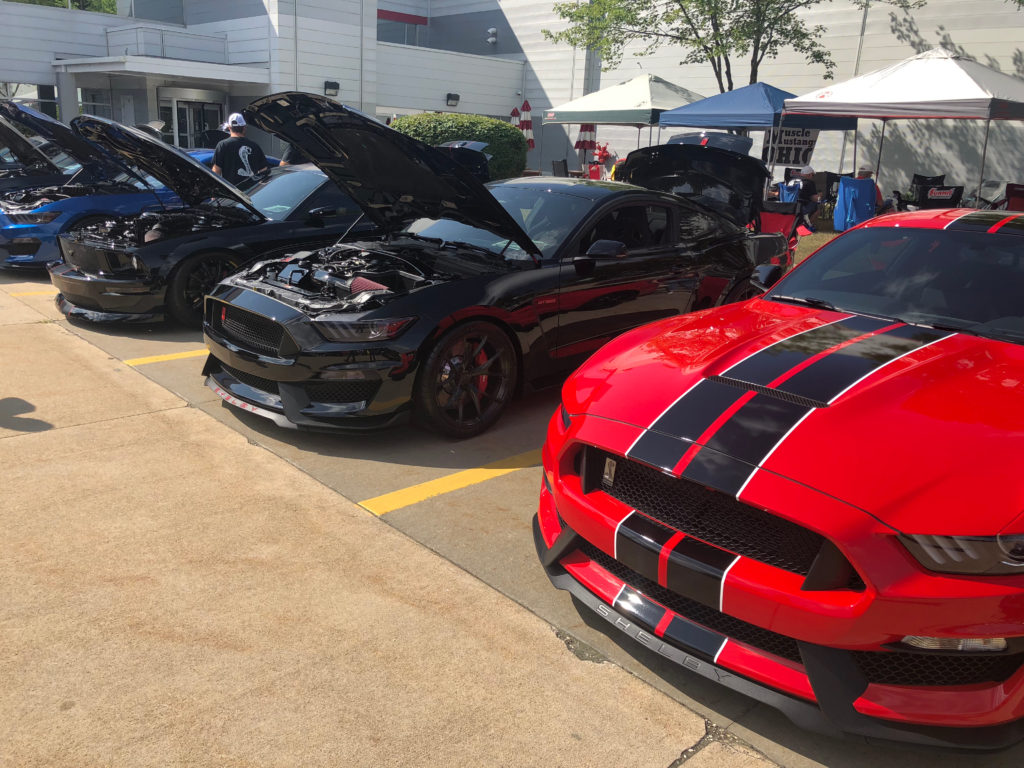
[1001,183,1024,211]
[759,200,800,271]
[551,159,569,177]
[834,176,876,232]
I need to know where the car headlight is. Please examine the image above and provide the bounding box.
[312,317,416,342]
[6,211,60,224]
[900,533,1024,575]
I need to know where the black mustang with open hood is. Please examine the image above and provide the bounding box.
[200,92,784,438]
[50,115,371,325]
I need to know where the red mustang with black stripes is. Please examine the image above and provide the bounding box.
[535,208,1024,749]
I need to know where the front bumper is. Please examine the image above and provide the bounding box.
[0,235,58,268]
[536,409,1024,748]
[48,261,165,322]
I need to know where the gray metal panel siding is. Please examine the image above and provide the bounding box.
[183,0,268,25]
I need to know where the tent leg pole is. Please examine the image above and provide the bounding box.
[852,128,858,175]
[874,119,886,182]
[637,127,641,149]
[977,118,991,204]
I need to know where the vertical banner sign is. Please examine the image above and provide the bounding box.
[762,128,819,167]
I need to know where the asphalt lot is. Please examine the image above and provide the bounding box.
[3,268,1023,767]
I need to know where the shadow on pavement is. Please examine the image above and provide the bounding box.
[211,386,561,472]
[0,268,50,285]
[0,398,53,433]
[64,316,204,344]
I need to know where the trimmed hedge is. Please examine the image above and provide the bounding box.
[390,113,527,180]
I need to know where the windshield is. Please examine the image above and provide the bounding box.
[247,169,324,220]
[400,185,592,261]
[771,227,1024,345]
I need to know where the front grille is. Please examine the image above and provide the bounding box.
[211,303,284,357]
[596,448,824,576]
[581,541,802,664]
[853,650,1024,687]
[305,379,380,404]
[222,364,279,395]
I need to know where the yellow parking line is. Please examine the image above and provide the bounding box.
[10,289,58,296]
[360,448,543,516]
[124,349,208,366]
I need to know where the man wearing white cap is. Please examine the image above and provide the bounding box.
[855,164,885,210]
[212,112,268,187]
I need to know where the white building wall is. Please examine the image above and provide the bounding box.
[187,16,271,65]
[377,43,523,116]
[0,1,113,86]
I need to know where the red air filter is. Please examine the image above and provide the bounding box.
[350,276,388,293]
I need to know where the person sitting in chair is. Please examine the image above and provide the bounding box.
[796,165,819,232]
[856,165,894,215]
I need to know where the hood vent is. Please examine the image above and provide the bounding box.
[707,375,829,409]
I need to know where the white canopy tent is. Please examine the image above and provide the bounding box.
[784,48,1024,198]
[543,74,704,150]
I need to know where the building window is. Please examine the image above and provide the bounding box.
[80,89,113,119]
[5,0,117,13]
[377,10,428,47]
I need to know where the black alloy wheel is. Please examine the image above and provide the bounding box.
[168,252,240,326]
[414,321,518,439]
[724,277,765,304]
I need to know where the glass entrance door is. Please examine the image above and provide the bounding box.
[174,101,224,148]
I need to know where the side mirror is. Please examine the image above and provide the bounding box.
[751,264,783,292]
[585,239,627,258]
[572,255,596,277]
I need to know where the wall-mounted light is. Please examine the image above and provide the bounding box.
[486,27,498,44]
[446,93,460,107]
[324,81,340,97]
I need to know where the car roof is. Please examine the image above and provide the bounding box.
[489,176,648,201]
[857,209,1024,235]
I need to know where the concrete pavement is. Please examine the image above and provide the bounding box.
[0,278,777,765]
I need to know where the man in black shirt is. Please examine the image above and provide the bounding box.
[212,113,268,187]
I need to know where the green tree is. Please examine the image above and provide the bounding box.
[544,0,925,93]
[7,0,116,12]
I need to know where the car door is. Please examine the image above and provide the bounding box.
[551,200,695,366]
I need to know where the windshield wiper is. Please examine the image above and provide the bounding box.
[768,294,839,311]
[441,240,501,258]
[395,232,444,246]
[906,318,1024,344]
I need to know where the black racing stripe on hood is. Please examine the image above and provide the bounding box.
[777,325,950,404]
[722,315,891,387]
[627,379,746,471]
[702,396,810,468]
[682,448,763,498]
[944,210,1016,232]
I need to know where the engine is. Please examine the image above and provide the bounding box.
[69,209,242,250]
[239,245,444,312]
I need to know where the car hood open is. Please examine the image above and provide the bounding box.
[243,92,540,260]
[0,101,131,182]
[617,143,768,228]
[565,299,1024,536]
[0,112,61,173]
[71,114,264,218]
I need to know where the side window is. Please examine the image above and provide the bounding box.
[579,204,672,255]
[298,182,357,217]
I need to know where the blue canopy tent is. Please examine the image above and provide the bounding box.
[659,82,857,131]
[659,83,857,178]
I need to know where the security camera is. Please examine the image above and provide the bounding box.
[487,27,497,35]
[486,35,497,44]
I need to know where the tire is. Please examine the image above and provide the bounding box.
[723,276,765,304]
[167,252,240,326]
[413,320,518,439]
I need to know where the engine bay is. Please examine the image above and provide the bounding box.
[65,208,250,251]
[0,183,106,212]
[236,244,451,312]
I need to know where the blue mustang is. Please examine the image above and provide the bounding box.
[0,103,192,269]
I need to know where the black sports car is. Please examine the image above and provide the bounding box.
[50,115,369,325]
[202,92,784,438]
